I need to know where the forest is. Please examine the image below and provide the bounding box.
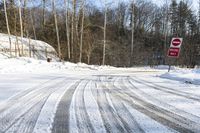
[0,0,200,67]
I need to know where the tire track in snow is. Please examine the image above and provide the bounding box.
[5,96,49,133]
[111,76,200,133]
[0,78,68,133]
[105,89,145,132]
[83,80,107,133]
[0,77,62,114]
[33,78,80,133]
[52,80,82,133]
[130,77,200,102]
[107,77,144,133]
[69,79,95,133]
[125,77,200,125]
[102,76,145,133]
[94,76,130,133]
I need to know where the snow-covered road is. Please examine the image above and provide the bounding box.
[0,70,200,133]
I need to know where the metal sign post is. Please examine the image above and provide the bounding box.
[167,38,183,72]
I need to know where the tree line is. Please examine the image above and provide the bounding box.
[0,0,200,67]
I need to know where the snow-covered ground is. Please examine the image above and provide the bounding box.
[0,33,57,60]
[160,67,200,85]
[0,56,200,133]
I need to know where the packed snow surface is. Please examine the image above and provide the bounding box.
[0,56,200,133]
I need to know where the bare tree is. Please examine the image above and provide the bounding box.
[84,29,96,64]
[30,7,37,40]
[71,0,77,60]
[42,0,46,28]
[64,0,71,59]
[52,0,61,60]
[3,0,12,57]
[163,0,169,64]
[13,2,19,56]
[79,0,85,62]
[18,0,24,56]
[130,0,134,66]
[23,0,27,34]
[75,4,81,52]
[102,0,107,65]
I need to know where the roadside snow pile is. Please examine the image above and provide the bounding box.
[0,57,113,74]
[160,68,200,85]
[0,57,68,74]
[0,33,58,60]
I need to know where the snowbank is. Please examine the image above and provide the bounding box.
[0,57,114,74]
[0,57,74,74]
[160,68,200,85]
[0,33,57,60]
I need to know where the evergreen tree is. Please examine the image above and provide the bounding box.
[177,1,188,37]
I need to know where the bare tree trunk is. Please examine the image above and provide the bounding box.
[10,0,19,57]
[71,0,76,61]
[75,9,80,50]
[3,0,12,57]
[28,37,31,58]
[23,0,27,35]
[164,0,169,64]
[16,36,20,56]
[130,0,134,66]
[29,2,37,40]
[87,53,91,64]
[79,0,85,62]
[18,0,24,56]
[15,39,17,56]
[52,0,61,60]
[64,0,71,59]
[42,0,46,28]
[102,1,107,65]
[13,5,18,56]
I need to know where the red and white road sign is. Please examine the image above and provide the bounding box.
[168,47,180,57]
[170,38,183,48]
[168,37,183,58]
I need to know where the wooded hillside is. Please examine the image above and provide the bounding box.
[0,0,200,67]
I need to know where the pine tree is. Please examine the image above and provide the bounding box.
[177,1,188,37]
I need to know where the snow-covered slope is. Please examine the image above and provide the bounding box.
[0,33,57,60]
[0,56,115,74]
